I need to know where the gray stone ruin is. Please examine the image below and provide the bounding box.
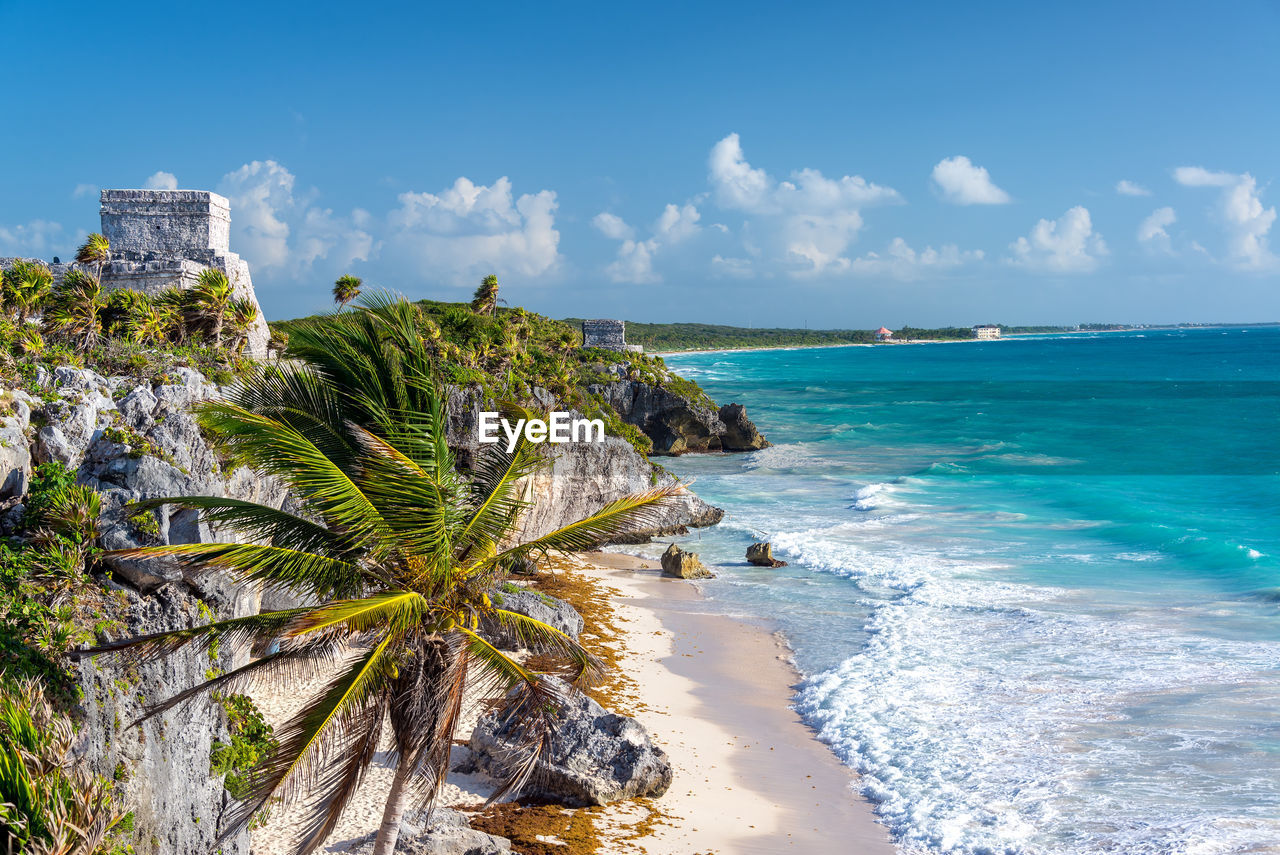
[582,318,642,353]
[1,189,269,357]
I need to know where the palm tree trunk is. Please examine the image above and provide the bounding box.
[372,758,414,855]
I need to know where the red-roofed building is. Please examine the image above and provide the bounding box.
[876,326,894,342]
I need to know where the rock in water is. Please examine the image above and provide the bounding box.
[660,543,714,579]
[746,541,787,567]
[718,403,771,451]
[480,588,584,651]
[346,807,512,854]
[470,677,673,807]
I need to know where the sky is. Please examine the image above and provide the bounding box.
[2,0,1279,327]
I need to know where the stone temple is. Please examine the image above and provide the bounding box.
[1,189,269,357]
[582,319,642,353]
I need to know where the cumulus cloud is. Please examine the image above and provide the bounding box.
[1116,179,1151,197]
[1138,206,1176,252]
[1008,206,1108,273]
[592,212,634,241]
[931,156,1011,205]
[386,176,560,283]
[708,133,900,275]
[595,202,702,283]
[72,183,98,199]
[1173,166,1276,270]
[850,238,984,280]
[144,171,179,191]
[218,160,374,276]
[0,220,70,257]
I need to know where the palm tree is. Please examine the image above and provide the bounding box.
[89,296,679,855]
[471,275,500,316]
[153,288,191,343]
[225,297,259,354]
[74,233,111,283]
[43,270,104,352]
[332,275,362,310]
[191,268,234,348]
[3,259,53,323]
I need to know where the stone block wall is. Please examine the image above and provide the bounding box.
[583,319,630,352]
[101,190,231,256]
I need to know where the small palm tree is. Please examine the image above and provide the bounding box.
[153,288,191,343]
[3,260,54,323]
[226,297,259,354]
[43,270,104,352]
[471,274,500,316]
[89,296,679,855]
[74,233,111,283]
[332,275,362,310]
[191,269,234,348]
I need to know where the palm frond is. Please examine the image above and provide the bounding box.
[82,608,310,661]
[488,610,604,688]
[129,495,349,557]
[282,591,428,638]
[107,542,370,601]
[482,484,684,570]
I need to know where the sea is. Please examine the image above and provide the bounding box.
[621,327,1280,855]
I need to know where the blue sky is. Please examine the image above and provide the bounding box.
[2,0,1278,326]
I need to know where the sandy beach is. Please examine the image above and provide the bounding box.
[247,549,894,854]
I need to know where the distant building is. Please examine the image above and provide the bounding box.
[973,325,1001,340]
[876,326,894,342]
[582,319,642,353]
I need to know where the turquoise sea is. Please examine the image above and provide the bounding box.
[632,328,1280,854]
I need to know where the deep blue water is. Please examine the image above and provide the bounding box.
[629,328,1280,854]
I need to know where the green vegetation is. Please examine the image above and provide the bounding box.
[571,319,1000,351]
[274,281,716,456]
[210,693,278,801]
[90,296,681,855]
[0,234,259,392]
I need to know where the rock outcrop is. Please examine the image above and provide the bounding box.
[346,807,512,855]
[481,587,583,651]
[470,677,673,807]
[718,403,771,451]
[444,386,723,543]
[586,370,769,455]
[660,543,713,579]
[746,541,787,567]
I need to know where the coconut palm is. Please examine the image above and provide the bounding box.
[88,295,679,855]
[74,233,111,283]
[43,270,104,352]
[191,268,234,347]
[227,297,260,354]
[3,259,53,323]
[470,275,500,316]
[332,275,362,310]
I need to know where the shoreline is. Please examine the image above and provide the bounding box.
[578,550,896,854]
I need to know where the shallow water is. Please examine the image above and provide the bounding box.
[631,328,1280,854]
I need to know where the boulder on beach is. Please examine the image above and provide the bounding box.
[660,543,714,579]
[718,403,771,451]
[470,676,673,807]
[346,807,512,854]
[480,587,584,651]
[746,541,787,567]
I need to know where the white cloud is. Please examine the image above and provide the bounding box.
[219,160,374,276]
[592,212,634,241]
[1008,206,1108,273]
[710,254,755,278]
[1116,179,1151,197]
[595,202,702,283]
[1174,166,1276,270]
[931,156,1011,205]
[72,183,98,200]
[605,239,659,284]
[1138,206,1176,252]
[144,171,179,191]
[0,219,70,257]
[708,133,900,275]
[655,203,701,242]
[386,176,560,283]
[850,238,984,280]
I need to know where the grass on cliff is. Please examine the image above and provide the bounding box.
[274,294,716,456]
